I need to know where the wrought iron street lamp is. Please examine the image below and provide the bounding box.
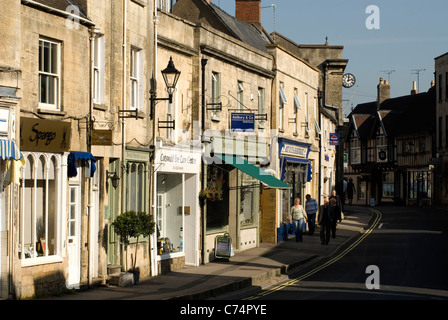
[150,56,181,119]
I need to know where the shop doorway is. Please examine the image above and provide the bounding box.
[107,159,120,266]
[67,184,81,288]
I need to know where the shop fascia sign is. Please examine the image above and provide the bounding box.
[20,117,71,152]
[156,146,201,173]
[280,143,308,158]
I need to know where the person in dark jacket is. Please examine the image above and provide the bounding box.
[318,197,331,245]
[329,197,342,239]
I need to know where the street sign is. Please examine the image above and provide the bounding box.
[330,133,339,145]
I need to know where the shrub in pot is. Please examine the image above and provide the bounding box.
[111,211,155,283]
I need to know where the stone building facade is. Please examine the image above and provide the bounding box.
[434,52,448,205]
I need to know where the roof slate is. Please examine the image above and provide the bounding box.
[30,0,88,19]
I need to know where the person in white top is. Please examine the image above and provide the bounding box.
[289,198,308,242]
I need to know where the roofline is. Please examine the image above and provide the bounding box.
[22,0,95,27]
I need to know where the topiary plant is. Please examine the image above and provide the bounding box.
[111,211,155,271]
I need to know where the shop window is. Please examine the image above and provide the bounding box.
[19,153,62,261]
[205,166,229,231]
[382,172,394,198]
[240,172,259,227]
[125,162,145,212]
[408,171,431,199]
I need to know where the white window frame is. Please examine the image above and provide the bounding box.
[39,38,61,110]
[130,47,143,111]
[279,83,287,130]
[212,71,221,121]
[293,89,300,134]
[350,138,361,164]
[93,34,105,105]
[258,87,265,128]
[237,81,244,111]
[157,0,170,11]
[304,92,310,136]
[314,97,321,137]
[19,152,65,266]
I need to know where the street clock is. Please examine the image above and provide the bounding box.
[342,73,356,88]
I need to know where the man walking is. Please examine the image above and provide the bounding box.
[318,197,331,245]
[305,194,318,236]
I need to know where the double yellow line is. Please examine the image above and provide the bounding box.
[245,209,382,300]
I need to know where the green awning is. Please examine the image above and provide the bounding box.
[215,154,291,189]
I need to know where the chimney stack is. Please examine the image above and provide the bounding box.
[235,0,261,24]
[411,81,418,95]
[377,77,390,107]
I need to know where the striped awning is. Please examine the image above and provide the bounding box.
[0,139,23,161]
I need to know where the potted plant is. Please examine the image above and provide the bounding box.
[111,211,155,284]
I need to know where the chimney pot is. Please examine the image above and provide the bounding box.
[411,81,418,95]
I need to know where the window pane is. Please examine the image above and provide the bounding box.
[43,41,50,73]
[39,74,47,103]
[51,43,58,74]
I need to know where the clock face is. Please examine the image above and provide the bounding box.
[342,73,356,88]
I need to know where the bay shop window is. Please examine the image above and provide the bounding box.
[19,152,64,263]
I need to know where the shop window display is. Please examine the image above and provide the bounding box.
[19,153,61,260]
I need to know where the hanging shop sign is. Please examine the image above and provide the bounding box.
[0,108,10,135]
[20,117,71,152]
[230,113,255,132]
[91,129,113,146]
[329,133,339,146]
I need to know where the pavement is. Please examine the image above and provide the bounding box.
[42,205,375,301]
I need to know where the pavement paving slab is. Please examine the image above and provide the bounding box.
[41,205,374,301]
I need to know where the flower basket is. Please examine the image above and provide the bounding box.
[199,175,224,202]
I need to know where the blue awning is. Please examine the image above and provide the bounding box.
[0,139,23,161]
[68,151,96,177]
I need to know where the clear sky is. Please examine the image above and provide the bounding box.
[214,0,448,116]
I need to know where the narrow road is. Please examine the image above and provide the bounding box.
[247,206,448,300]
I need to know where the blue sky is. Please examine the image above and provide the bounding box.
[215,0,448,116]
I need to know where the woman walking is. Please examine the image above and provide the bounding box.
[290,198,308,242]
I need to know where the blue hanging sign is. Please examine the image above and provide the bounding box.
[329,133,339,145]
[230,113,255,132]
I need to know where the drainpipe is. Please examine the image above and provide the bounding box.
[150,1,158,277]
[120,0,128,272]
[200,58,207,264]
